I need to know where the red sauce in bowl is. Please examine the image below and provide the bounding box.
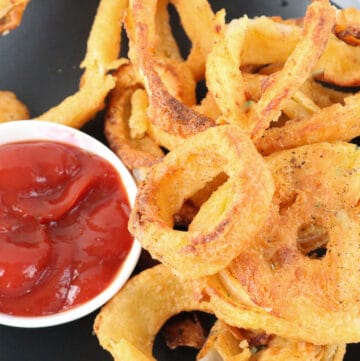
[0,141,133,316]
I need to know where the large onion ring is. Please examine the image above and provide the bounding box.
[205,142,360,344]
[248,0,336,139]
[129,125,274,278]
[256,92,360,155]
[94,264,211,361]
[104,62,164,171]
[94,265,345,361]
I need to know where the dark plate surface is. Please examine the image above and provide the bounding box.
[0,0,359,360]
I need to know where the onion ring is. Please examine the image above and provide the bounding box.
[126,0,216,81]
[128,125,274,278]
[197,321,346,361]
[125,0,216,139]
[256,92,360,155]
[142,57,215,138]
[205,142,360,344]
[241,10,360,87]
[104,63,164,172]
[205,13,249,128]
[94,264,210,361]
[248,0,336,139]
[37,0,126,128]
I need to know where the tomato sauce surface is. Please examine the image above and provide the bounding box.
[0,141,133,316]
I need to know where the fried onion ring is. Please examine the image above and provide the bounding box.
[256,92,360,155]
[125,0,217,139]
[205,13,249,128]
[37,0,126,128]
[197,321,346,361]
[142,57,215,138]
[126,0,216,81]
[94,265,345,361]
[104,63,164,172]
[205,142,360,345]
[241,10,360,87]
[248,0,336,139]
[129,125,274,278]
[94,264,211,361]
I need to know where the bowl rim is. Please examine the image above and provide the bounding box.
[0,120,141,328]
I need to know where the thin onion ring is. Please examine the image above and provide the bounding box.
[37,0,126,128]
[104,63,164,171]
[256,92,360,155]
[248,0,336,139]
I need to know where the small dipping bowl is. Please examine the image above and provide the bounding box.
[0,120,141,328]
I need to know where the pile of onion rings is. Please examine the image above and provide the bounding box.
[6,0,359,359]
[97,0,360,184]
[74,0,360,359]
[95,264,347,361]
[88,0,360,359]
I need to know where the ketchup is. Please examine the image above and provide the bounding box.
[0,141,133,316]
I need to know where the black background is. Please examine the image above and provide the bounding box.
[0,0,359,360]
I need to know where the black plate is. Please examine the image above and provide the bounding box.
[0,1,359,360]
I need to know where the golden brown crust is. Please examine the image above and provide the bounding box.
[126,0,217,139]
[144,62,215,137]
[207,142,360,344]
[131,22,216,138]
[255,92,360,155]
[104,63,164,170]
[333,7,360,46]
[94,264,211,360]
[333,24,360,46]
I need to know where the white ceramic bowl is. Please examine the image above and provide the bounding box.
[0,120,141,328]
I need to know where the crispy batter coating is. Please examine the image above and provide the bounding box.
[94,264,211,361]
[0,90,29,122]
[256,92,360,155]
[129,125,274,278]
[94,265,345,361]
[38,0,127,128]
[248,0,336,139]
[206,142,360,345]
[104,63,164,171]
